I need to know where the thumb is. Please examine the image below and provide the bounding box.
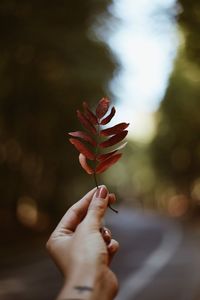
[84,185,109,228]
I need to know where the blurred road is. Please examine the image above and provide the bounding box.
[1,207,200,300]
[106,208,200,300]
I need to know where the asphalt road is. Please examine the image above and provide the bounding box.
[106,207,200,300]
[1,207,200,300]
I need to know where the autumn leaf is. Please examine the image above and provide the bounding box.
[68,97,129,213]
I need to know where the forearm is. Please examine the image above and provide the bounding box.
[56,267,112,300]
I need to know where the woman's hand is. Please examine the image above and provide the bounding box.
[46,186,119,300]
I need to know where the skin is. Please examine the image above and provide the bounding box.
[46,185,119,300]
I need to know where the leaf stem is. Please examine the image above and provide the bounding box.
[108,204,118,213]
[94,171,99,189]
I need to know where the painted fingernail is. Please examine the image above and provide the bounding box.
[96,186,108,199]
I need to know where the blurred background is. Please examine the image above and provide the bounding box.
[1,0,200,299]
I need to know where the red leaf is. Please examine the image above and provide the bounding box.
[68,131,97,147]
[68,97,129,184]
[79,153,94,174]
[97,142,127,161]
[69,138,95,160]
[96,97,110,119]
[96,153,122,174]
[83,102,98,125]
[101,106,116,125]
[100,123,129,136]
[77,110,97,135]
[99,130,128,148]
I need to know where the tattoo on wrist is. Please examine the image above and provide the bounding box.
[58,286,93,300]
[74,286,93,293]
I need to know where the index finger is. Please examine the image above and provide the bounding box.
[54,187,98,233]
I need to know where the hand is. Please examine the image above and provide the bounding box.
[46,186,119,300]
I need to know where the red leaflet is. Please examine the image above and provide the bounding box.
[96,153,122,174]
[68,131,97,147]
[79,153,94,174]
[77,110,97,135]
[100,130,128,148]
[69,138,95,160]
[96,97,110,119]
[97,142,127,161]
[97,150,117,162]
[100,122,129,136]
[101,106,116,125]
[82,102,98,125]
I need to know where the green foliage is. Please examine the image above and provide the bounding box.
[178,0,200,65]
[150,0,200,204]
[150,52,200,194]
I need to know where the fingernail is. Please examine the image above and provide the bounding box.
[96,186,108,199]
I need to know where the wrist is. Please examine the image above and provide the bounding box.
[57,265,110,300]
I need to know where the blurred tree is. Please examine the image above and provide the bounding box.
[0,0,116,229]
[151,53,200,195]
[178,0,200,66]
[150,0,200,207]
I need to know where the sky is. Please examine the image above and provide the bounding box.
[95,0,179,142]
